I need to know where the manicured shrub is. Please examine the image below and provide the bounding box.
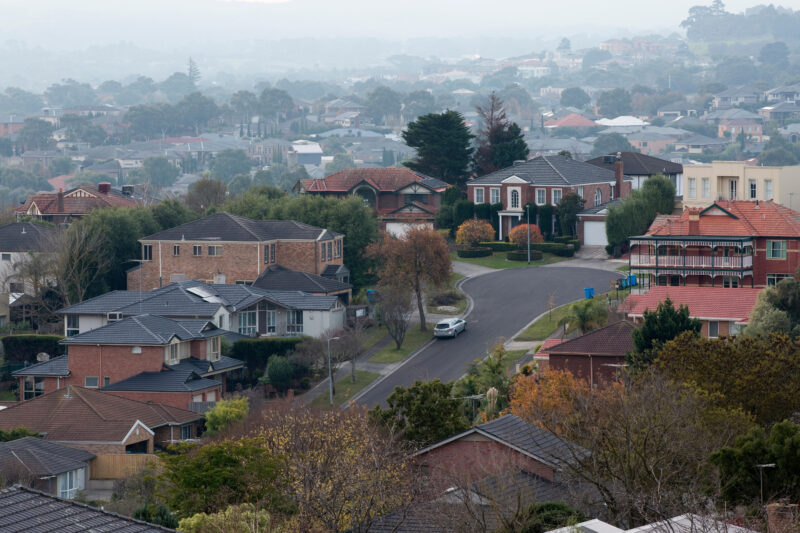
[507,250,544,261]
[509,224,544,247]
[1,335,64,365]
[479,241,520,252]
[456,247,492,258]
[529,243,575,257]
[456,219,495,247]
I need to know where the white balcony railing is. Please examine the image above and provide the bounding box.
[630,255,752,269]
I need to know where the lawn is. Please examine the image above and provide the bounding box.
[310,370,380,408]
[0,390,15,401]
[450,251,568,270]
[360,325,389,352]
[616,264,630,272]
[369,323,434,364]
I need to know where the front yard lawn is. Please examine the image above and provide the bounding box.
[369,323,435,364]
[450,251,567,270]
[310,370,380,408]
[427,272,468,315]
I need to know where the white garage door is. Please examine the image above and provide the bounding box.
[583,221,608,246]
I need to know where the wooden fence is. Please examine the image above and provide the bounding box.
[90,454,157,480]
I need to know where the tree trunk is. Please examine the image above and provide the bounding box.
[416,285,426,332]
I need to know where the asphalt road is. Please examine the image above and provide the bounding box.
[356,266,622,407]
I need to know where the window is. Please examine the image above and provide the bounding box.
[66,315,79,336]
[270,243,276,262]
[765,180,773,199]
[552,189,562,205]
[8,282,22,293]
[577,186,584,199]
[266,308,276,334]
[321,243,326,262]
[287,310,303,334]
[723,276,739,288]
[767,240,787,259]
[335,240,341,258]
[708,321,719,339]
[103,376,110,387]
[173,245,180,256]
[208,336,221,361]
[728,180,737,200]
[208,245,222,256]
[535,189,546,206]
[238,310,257,336]
[142,245,152,261]
[180,425,192,440]
[510,189,520,209]
[688,178,696,198]
[657,275,668,286]
[327,242,332,261]
[594,188,602,206]
[23,376,44,400]
[669,275,680,286]
[702,178,710,198]
[59,468,84,499]
[729,322,742,336]
[490,188,500,204]
[193,245,202,256]
[749,179,757,199]
[166,343,179,365]
[475,188,485,203]
[610,184,615,199]
[84,376,99,388]
[1,253,9,261]
[767,273,794,286]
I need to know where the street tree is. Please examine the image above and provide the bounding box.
[258,88,294,120]
[582,48,613,69]
[560,87,591,109]
[19,118,53,151]
[591,133,634,157]
[49,157,74,176]
[186,178,227,212]
[50,223,113,306]
[369,227,451,332]
[230,90,258,125]
[176,92,219,135]
[473,93,529,176]
[325,153,355,175]
[403,110,474,187]
[377,282,414,349]
[628,298,701,370]
[141,156,180,188]
[403,90,437,122]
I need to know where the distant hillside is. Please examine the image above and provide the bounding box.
[682,2,800,51]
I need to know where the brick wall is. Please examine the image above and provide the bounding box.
[63,345,164,388]
[548,354,625,387]
[469,182,622,212]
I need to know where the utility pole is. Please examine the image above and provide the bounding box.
[327,336,340,405]
[527,204,531,264]
[756,463,776,505]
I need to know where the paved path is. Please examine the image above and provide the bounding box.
[544,246,628,272]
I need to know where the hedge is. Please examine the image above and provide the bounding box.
[553,236,573,244]
[2,335,64,365]
[568,239,581,252]
[530,243,575,257]
[479,241,519,252]
[230,337,302,379]
[507,250,543,261]
[456,247,492,258]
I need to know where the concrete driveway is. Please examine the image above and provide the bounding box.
[355,265,621,407]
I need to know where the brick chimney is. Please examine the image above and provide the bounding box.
[614,152,624,199]
[98,182,111,194]
[688,211,700,235]
[767,502,798,533]
[57,188,64,213]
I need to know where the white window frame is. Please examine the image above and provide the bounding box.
[688,178,696,198]
[767,273,793,286]
[535,188,546,206]
[192,245,202,256]
[180,425,192,440]
[267,308,276,334]
[577,186,584,199]
[238,310,257,336]
[208,245,222,256]
[767,240,787,259]
[173,244,180,256]
[552,188,562,205]
[1,253,10,261]
[66,315,79,336]
[594,188,602,206]
[142,245,152,261]
[208,336,221,361]
[509,188,521,209]
[729,322,742,336]
[702,178,710,199]
[287,310,304,334]
[474,188,485,204]
[489,188,500,204]
[765,180,773,199]
[84,376,99,388]
[59,468,84,499]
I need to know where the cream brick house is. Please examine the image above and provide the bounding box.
[682,161,800,209]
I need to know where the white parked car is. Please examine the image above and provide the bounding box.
[434,317,466,338]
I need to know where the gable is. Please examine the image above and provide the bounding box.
[65,188,97,198]
[501,175,528,184]
[397,183,433,195]
[121,420,154,444]
[700,204,738,218]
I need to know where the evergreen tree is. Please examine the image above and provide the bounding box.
[473,93,529,176]
[402,110,474,187]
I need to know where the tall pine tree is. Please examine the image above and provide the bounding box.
[473,92,529,176]
[402,110,474,187]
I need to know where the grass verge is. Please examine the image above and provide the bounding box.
[311,370,380,408]
[450,251,568,270]
[369,323,434,364]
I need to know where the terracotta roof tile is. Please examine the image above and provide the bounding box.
[535,338,565,357]
[544,113,598,128]
[16,185,137,215]
[300,167,445,193]
[625,286,761,322]
[644,201,800,238]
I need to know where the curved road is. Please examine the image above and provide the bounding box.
[356,266,622,407]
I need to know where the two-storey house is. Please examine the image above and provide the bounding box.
[467,154,629,240]
[629,200,800,290]
[16,183,137,224]
[682,161,800,209]
[295,167,447,236]
[129,212,345,290]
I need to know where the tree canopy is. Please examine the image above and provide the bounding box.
[472,93,529,176]
[402,110,474,187]
[628,297,701,370]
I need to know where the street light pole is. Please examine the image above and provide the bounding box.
[527,204,531,264]
[327,336,340,405]
[756,463,776,505]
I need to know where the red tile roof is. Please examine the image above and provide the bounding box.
[47,174,73,191]
[645,201,800,238]
[535,338,565,357]
[0,386,201,443]
[546,321,635,356]
[16,185,137,215]
[300,167,443,193]
[624,286,762,322]
[544,113,598,128]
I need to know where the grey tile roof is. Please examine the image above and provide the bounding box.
[141,212,339,242]
[13,355,69,377]
[0,223,57,253]
[102,368,221,393]
[61,314,223,345]
[476,414,577,467]
[321,264,350,279]
[171,355,244,375]
[578,198,622,216]
[676,134,728,146]
[0,437,94,477]
[0,485,174,532]
[263,290,340,310]
[468,155,615,186]
[253,265,351,293]
[586,152,683,176]
[58,291,150,315]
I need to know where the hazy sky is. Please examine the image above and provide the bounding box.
[4,0,793,47]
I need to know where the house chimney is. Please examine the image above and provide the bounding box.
[767,502,798,533]
[614,152,624,199]
[688,211,700,235]
[57,188,64,213]
[98,182,111,194]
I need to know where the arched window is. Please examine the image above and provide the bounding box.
[594,188,602,206]
[511,190,520,209]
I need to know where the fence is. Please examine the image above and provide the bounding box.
[90,453,156,480]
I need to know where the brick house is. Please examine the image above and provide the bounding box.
[296,167,447,237]
[629,200,800,290]
[14,314,240,410]
[0,437,94,499]
[16,183,137,224]
[253,264,352,304]
[625,286,761,338]
[0,386,203,454]
[467,155,629,240]
[129,212,344,290]
[58,280,346,340]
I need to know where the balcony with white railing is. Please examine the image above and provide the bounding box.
[630,254,753,269]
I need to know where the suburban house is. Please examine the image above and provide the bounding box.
[718,119,763,142]
[586,151,683,194]
[625,286,761,338]
[628,200,800,290]
[467,154,629,240]
[625,131,676,156]
[541,321,635,387]
[129,212,345,290]
[0,485,174,532]
[0,386,203,454]
[58,279,345,339]
[0,437,94,499]
[253,264,352,303]
[682,161,800,208]
[295,167,447,236]
[289,140,323,165]
[712,85,762,109]
[765,84,800,104]
[548,514,757,533]
[0,222,58,327]
[14,314,239,409]
[15,183,138,224]
[673,135,729,154]
[542,113,598,129]
[758,101,800,124]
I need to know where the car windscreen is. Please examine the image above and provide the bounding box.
[435,323,451,329]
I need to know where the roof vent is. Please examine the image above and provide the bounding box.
[21,226,25,234]
[513,159,526,165]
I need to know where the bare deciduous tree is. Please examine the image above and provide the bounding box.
[49,225,112,307]
[377,283,414,349]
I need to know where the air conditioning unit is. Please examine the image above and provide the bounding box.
[107,312,123,322]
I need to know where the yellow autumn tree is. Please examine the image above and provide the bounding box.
[455,219,494,247]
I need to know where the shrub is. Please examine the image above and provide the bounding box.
[456,247,492,258]
[508,224,544,247]
[480,241,519,252]
[265,356,294,392]
[431,291,463,306]
[453,200,475,229]
[456,219,495,247]
[204,397,250,435]
[507,250,544,261]
[474,203,492,221]
[553,236,573,244]
[1,335,63,365]
[568,239,580,252]
[530,242,575,257]
[230,337,302,381]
